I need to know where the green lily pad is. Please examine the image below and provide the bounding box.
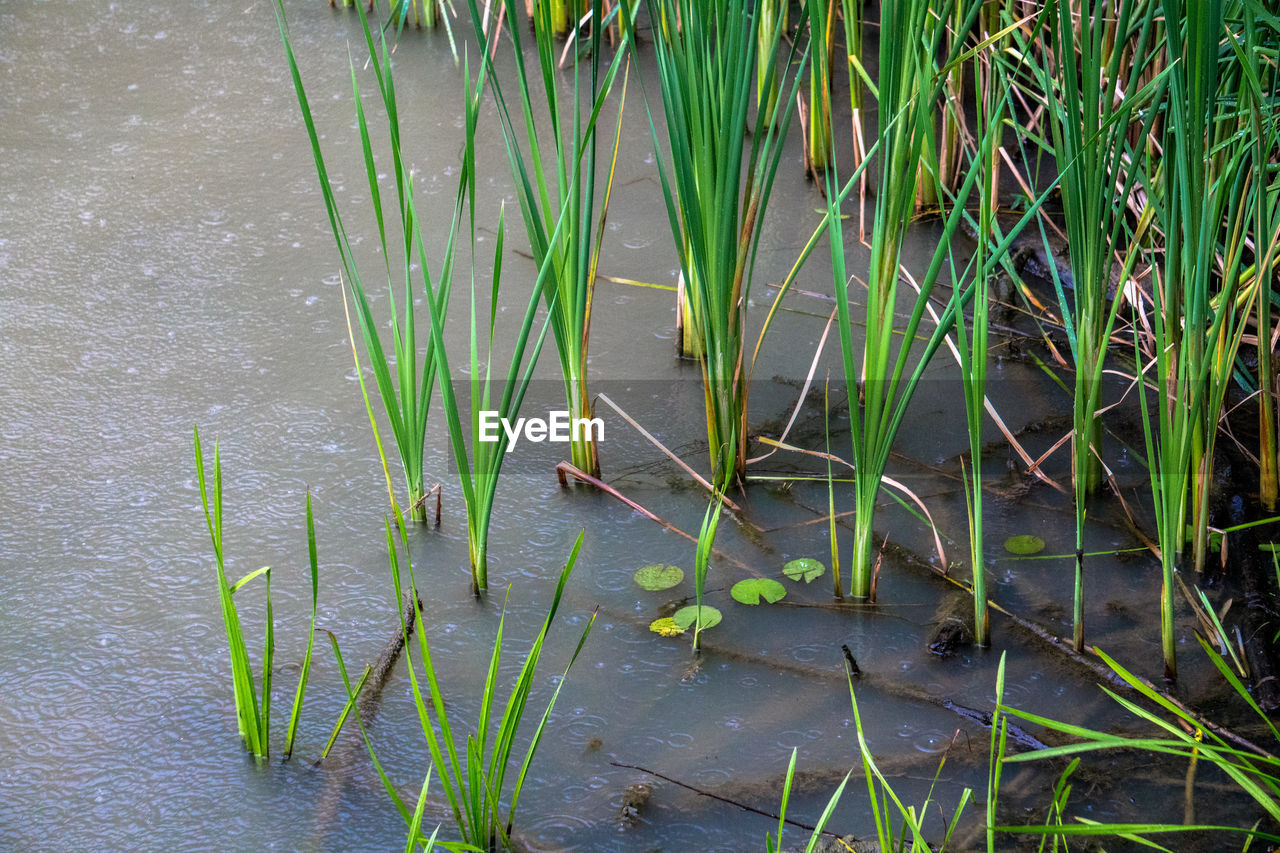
[731,578,788,605]
[672,605,722,631]
[634,564,684,591]
[1003,534,1045,555]
[783,558,826,583]
[648,617,685,637]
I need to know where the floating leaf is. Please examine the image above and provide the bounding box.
[1003,534,1045,555]
[649,617,685,637]
[731,578,787,605]
[672,605,722,631]
[634,564,684,591]
[783,558,825,583]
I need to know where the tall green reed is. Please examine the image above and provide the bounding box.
[415,57,589,595]
[1027,0,1164,649]
[278,1,456,524]
[805,0,835,175]
[194,427,318,761]
[433,192,564,594]
[462,0,635,478]
[1240,5,1280,512]
[278,1,569,594]
[846,658,985,850]
[821,0,993,598]
[756,0,788,129]
[840,0,867,192]
[1131,0,1261,679]
[643,0,807,488]
[691,491,723,651]
[946,20,1011,647]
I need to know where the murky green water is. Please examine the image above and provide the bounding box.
[0,2,1255,850]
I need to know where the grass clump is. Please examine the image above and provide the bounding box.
[642,0,808,488]
[462,0,637,479]
[333,520,596,852]
[194,426,319,761]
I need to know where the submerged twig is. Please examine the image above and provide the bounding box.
[595,393,743,513]
[608,761,849,840]
[555,461,757,574]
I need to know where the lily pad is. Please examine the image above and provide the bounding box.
[1003,534,1045,555]
[731,578,788,605]
[634,564,684,591]
[783,558,826,583]
[648,617,685,637]
[672,605,722,631]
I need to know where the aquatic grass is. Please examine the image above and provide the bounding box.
[756,0,787,129]
[278,0,569,593]
[998,638,1280,847]
[405,766,441,852]
[1025,0,1165,650]
[1240,6,1280,512]
[804,0,834,175]
[392,521,596,852]
[461,0,636,478]
[820,0,1016,598]
[193,427,319,761]
[1131,0,1277,676]
[765,748,851,853]
[691,491,724,651]
[641,0,809,487]
[846,655,982,851]
[944,11,1011,647]
[417,40,608,595]
[276,0,455,523]
[321,525,593,851]
[432,194,563,594]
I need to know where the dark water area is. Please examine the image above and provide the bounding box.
[0,2,1270,850]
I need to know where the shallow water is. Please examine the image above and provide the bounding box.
[0,1,1259,850]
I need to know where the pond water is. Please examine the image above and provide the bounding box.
[0,2,1263,850]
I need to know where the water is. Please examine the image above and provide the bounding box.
[0,1,1255,850]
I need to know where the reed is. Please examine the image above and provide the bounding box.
[1130,0,1276,676]
[756,0,787,129]
[822,0,999,598]
[691,492,723,651]
[765,748,851,853]
[1246,10,1280,512]
[278,1,570,593]
[1027,0,1163,650]
[193,427,319,761]
[643,0,807,487]
[998,639,1280,847]
[840,0,867,221]
[432,194,565,594]
[944,9,1011,647]
[277,1,456,524]
[391,522,595,852]
[805,0,835,175]
[546,0,585,37]
[847,663,979,850]
[387,0,446,31]
[320,526,593,851]
[405,767,441,852]
[462,0,636,478]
